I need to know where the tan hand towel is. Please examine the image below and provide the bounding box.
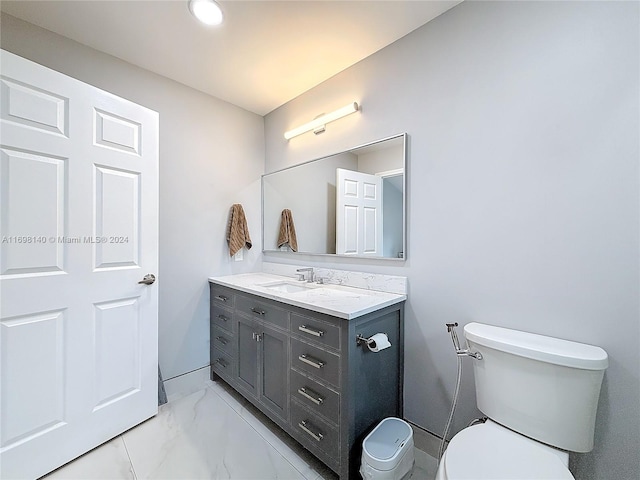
[226,204,252,257]
[277,209,298,252]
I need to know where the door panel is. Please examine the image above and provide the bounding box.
[363,207,378,254]
[94,108,141,155]
[0,147,66,275]
[0,76,68,136]
[94,165,141,269]
[0,50,159,480]
[0,310,66,448]
[93,297,142,410]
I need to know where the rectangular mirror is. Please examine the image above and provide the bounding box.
[262,133,406,260]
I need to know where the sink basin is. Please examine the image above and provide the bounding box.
[260,281,314,294]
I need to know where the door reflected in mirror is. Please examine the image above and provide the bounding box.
[262,134,406,260]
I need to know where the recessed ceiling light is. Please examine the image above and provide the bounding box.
[189,0,224,26]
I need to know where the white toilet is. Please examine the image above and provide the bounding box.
[436,322,608,480]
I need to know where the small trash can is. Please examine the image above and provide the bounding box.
[360,417,415,480]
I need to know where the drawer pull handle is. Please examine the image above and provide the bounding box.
[216,336,228,345]
[299,325,324,337]
[215,295,228,302]
[251,308,266,316]
[217,314,229,322]
[215,358,229,368]
[298,386,324,405]
[299,354,325,369]
[298,420,324,442]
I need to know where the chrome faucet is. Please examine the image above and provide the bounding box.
[296,267,314,283]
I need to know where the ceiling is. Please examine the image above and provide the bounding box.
[1,1,460,115]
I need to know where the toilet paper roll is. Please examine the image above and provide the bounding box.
[366,333,391,353]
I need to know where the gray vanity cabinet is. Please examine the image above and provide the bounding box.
[209,281,405,480]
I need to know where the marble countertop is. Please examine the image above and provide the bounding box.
[208,273,406,320]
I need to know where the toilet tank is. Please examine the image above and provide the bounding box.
[464,322,608,453]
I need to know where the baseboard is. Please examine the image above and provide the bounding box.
[407,420,443,459]
[163,365,212,403]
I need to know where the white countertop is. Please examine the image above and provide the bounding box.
[208,273,406,320]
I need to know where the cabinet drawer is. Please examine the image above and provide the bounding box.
[291,400,339,460]
[291,338,340,388]
[211,349,235,380]
[211,327,234,357]
[290,368,339,425]
[290,313,340,351]
[211,305,234,333]
[236,295,288,330]
[211,285,235,308]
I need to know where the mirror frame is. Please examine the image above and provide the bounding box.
[261,133,407,261]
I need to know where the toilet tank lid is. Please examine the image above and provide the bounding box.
[464,323,608,371]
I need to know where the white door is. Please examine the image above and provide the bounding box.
[336,168,383,255]
[0,50,159,479]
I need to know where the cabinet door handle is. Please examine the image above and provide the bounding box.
[215,358,229,368]
[298,386,324,405]
[299,325,324,337]
[215,295,228,302]
[299,354,325,369]
[251,307,266,316]
[217,314,229,322]
[298,420,324,442]
[215,336,228,345]
[252,332,262,342]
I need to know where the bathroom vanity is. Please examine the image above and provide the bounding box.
[208,273,406,479]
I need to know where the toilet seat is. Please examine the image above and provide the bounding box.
[440,420,574,480]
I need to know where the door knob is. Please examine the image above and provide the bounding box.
[138,274,156,285]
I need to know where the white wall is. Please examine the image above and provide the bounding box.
[264,2,639,479]
[1,14,265,381]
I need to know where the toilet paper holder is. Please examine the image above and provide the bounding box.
[356,333,391,352]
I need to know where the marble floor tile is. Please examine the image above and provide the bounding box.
[412,447,439,479]
[122,386,310,479]
[41,437,135,480]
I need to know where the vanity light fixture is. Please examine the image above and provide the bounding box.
[284,102,359,140]
[189,0,223,26]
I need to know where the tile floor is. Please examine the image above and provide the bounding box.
[42,380,438,479]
